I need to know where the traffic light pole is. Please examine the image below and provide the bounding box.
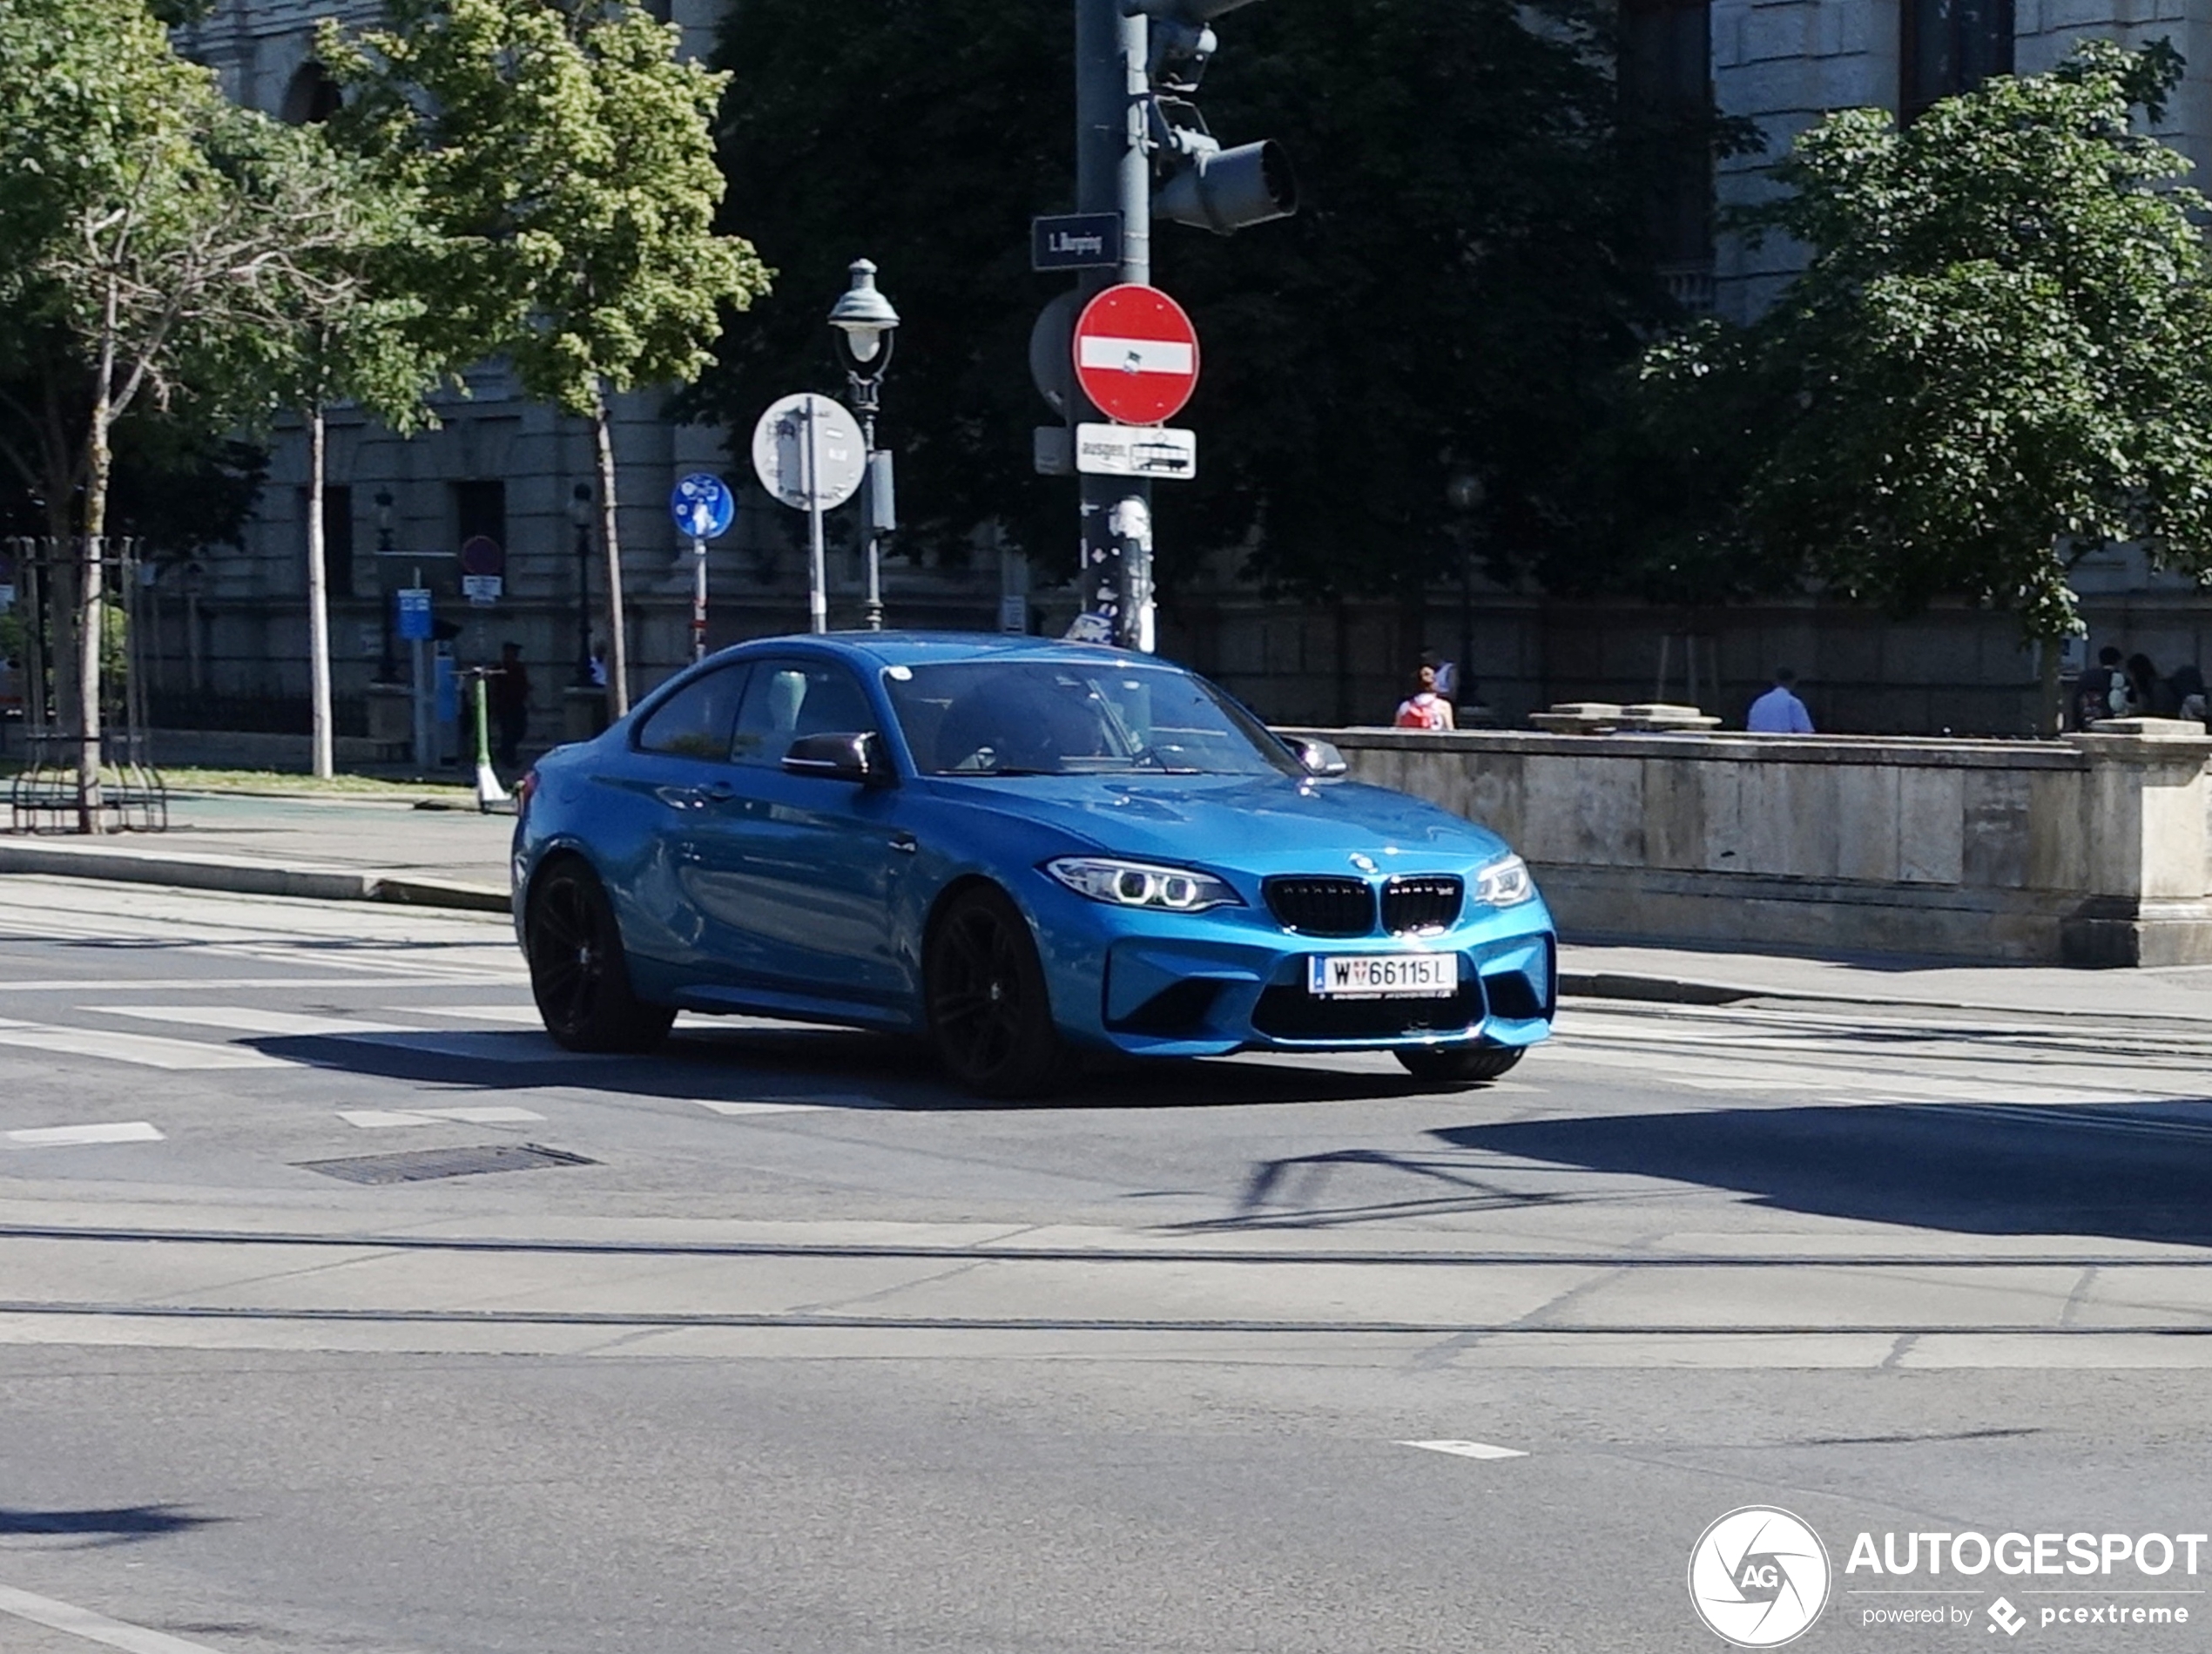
[1075,0,1154,651]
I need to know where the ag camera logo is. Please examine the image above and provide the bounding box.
[1689,1506,1832,1647]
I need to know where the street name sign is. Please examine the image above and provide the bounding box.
[1075,422,1196,480]
[751,393,866,511]
[1072,285,1200,426]
[1031,212,1123,272]
[670,471,736,539]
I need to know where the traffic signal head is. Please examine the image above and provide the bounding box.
[1155,138,1298,233]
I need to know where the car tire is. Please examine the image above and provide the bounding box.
[1393,1043,1524,1085]
[925,886,1062,1099]
[526,859,675,1054]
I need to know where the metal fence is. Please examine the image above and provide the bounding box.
[2,536,167,834]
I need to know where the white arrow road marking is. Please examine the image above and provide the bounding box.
[1400,1439,1528,1461]
[5,1122,164,1147]
[0,1581,233,1654]
[1077,335,1194,375]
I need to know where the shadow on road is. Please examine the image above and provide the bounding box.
[0,1504,220,1548]
[1435,1099,2212,1246]
[250,1026,1446,1114]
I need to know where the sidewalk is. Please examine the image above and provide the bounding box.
[7,789,2212,1023]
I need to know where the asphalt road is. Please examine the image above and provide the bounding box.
[2,874,2210,1653]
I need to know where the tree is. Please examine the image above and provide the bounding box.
[1642,41,2212,727]
[699,0,1678,601]
[250,120,445,780]
[324,0,771,717]
[0,0,366,824]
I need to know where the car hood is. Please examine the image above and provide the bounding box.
[926,773,1513,873]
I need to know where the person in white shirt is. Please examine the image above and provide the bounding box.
[1746,667,1814,733]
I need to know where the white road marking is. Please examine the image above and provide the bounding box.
[91,1006,415,1039]
[416,1004,544,1025]
[0,1580,233,1654]
[692,1098,828,1117]
[0,1023,286,1070]
[5,1122,164,1147]
[334,1030,611,1063]
[339,1106,545,1129]
[1400,1439,1528,1461]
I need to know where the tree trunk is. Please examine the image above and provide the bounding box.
[305,404,334,779]
[2039,634,2064,739]
[77,389,112,835]
[592,382,630,719]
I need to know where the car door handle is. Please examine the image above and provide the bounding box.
[889,833,918,854]
[701,782,736,803]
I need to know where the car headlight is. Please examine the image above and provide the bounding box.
[1044,857,1243,913]
[1474,854,1534,907]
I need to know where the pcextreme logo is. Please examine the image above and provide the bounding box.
[1689,1506,1833,1648]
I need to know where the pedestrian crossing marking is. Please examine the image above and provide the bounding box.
[0,1023,288,1070]
[6,1122,164,1147]
[339,1106,547,1130]
[93,1006,417,1038]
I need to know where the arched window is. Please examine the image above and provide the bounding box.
[1902,0,2014,121]
[280,61,343,125]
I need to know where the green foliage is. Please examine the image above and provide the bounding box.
[1641,40,2212,640]
[701,0,1673,594]
[322,0,770,417]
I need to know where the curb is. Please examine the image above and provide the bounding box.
[0,841,509,915]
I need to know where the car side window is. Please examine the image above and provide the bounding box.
[634,665,750,760]
[732,660,878,766]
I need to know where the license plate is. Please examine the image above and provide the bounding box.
[1307,953,1457,999]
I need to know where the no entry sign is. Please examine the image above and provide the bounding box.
[1072,284,1199,426]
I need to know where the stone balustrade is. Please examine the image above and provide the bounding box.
[1284,719,2212,966]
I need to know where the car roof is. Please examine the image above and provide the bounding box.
[711,631,1173,672]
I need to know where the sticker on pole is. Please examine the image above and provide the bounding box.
[751,393,866,512]
[1072,284,1200,426]
[670,472,736,540]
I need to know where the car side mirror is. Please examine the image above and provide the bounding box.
[1285,735,1348,779]
[782,731,894,786]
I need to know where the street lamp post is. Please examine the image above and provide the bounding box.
[827,259,900,631]
[569,483,595,687]
[374,488,396,683]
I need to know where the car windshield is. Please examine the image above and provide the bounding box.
[885,660,1299,778]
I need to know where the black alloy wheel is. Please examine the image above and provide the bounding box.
[1393,1043,1524,1085]
[925,886,1062,1098]
[526,860,675,1054]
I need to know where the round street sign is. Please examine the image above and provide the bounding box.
[1072,284,1200,426]
[750,393,867,512]
[458,535,504,577]
[670,471,737,540]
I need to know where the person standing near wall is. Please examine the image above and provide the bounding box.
[1394,665,1456,730]
[1746,667,1815,733]
[489,640,531,769]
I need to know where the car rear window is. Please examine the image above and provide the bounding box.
[635,665,749,760]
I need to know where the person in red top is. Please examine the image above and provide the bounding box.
[1394,664,1456,731]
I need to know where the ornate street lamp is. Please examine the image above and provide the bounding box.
[827,259,900,630]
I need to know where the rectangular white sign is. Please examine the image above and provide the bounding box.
[1073,423,1197,480]
[1077,336,1196,376]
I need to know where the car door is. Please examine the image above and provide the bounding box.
[680,657,909,1009]
[615,663,766,978]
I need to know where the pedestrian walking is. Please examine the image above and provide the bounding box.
[2074,645,2126,728]
[2171,665,2208,727]
[1746,667,1814,733]
[2127,652,2165,718]
[489,640,530,769]
[1394,664,1456,731]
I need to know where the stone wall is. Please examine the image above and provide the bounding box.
[1293,722,2212,966]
